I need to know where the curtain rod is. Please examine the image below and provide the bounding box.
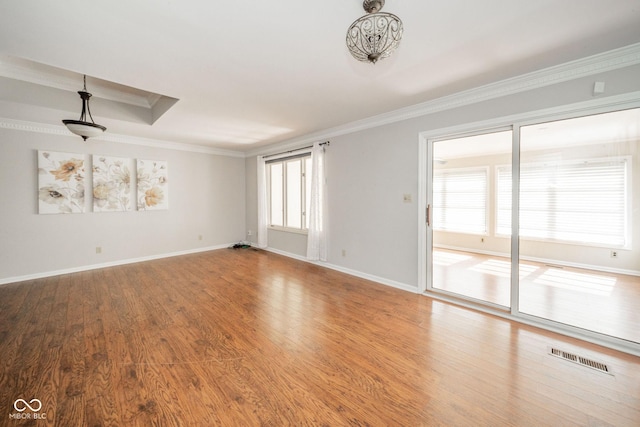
[262,141,330,159]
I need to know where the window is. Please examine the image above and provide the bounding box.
[267,154,312,232]
[433,167,488,234]
[497,157,630,247]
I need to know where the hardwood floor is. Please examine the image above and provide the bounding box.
[433,248,640,343]
[1,248,639,426]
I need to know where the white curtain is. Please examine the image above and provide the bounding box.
[306,142,327,261]
[257,156,268,248]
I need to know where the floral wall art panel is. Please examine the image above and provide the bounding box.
[38,150,85,214]
[92,155,133,212]
[137,159,168,210]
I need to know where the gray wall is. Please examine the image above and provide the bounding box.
[245,63,640,290]
[0,128,246,282]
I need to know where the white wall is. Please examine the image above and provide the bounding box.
[245,63,640,289]
[0,128,246,282]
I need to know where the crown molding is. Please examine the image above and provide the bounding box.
[248,43,640,158]
[3,44,640,159]
[417,91,640,144]
[0,118,245,158]
[399,42,640,121]
[0,117,69,136]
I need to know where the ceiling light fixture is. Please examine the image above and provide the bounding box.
[62,75,106,141]
[346,0,403,64]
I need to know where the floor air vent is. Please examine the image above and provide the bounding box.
[549,347,612,375]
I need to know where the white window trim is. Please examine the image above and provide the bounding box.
[268,225,309,235]
[266,152,311,234]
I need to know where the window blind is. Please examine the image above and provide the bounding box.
[497,158,628,247]
[433,168,487,234]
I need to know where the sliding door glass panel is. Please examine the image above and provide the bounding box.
[518,108,640,343]
[432,130,512,307]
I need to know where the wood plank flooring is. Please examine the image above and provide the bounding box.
[1,248,639,426]
[432,248,640,342]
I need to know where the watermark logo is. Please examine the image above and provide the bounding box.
[13,399,42,412]
[9,398,47,420]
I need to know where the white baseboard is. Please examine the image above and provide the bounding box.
[263,247,419,294]
[434,244,508,258]
[0,244,233,286]
[435,244,640,277]
[1,243,419,294]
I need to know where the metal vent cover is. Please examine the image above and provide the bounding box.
[548,347,613,375]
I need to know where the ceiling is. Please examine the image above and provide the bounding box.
[1,0,640,153]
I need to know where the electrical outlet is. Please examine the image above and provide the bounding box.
[611,251,618,258]
[247,230,252,236]
[342,249,346,257]
[96,247,102,254]
[403,194,412,203]
[198,235,203,241]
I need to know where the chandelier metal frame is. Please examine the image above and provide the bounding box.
[346,0,403,64]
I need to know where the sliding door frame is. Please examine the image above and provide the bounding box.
[417,94,640,357]
[423,126,514,311]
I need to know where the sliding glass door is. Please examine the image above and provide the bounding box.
[429,129,512,308]
[425,106,640,346]
[517,108,639,343]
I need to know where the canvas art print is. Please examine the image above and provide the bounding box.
[137,159,168,210]
[92,155,133,212]
[38,151,86,214]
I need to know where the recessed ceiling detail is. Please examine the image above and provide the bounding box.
[0,56,179,126]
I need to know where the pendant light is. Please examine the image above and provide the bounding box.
[346,0,403,64]
[62,75,106,141]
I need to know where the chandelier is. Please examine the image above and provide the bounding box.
[346,0,403,64]
[62,75,106,141]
